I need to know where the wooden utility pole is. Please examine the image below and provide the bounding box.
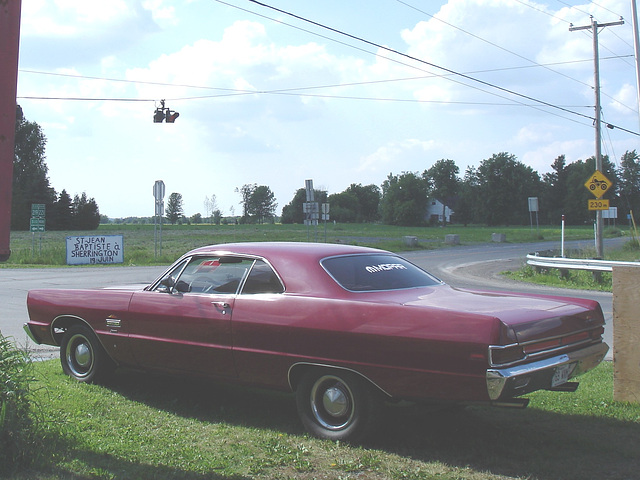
[570,16,624,259]
[0,0,22,262]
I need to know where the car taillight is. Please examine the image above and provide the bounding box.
[489,344,526,366]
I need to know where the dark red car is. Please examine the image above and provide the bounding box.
[25,242,608,441]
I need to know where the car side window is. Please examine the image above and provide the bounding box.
[241,260,284,294]
[155,256,253,294]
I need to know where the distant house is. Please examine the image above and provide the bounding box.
[426,199,454,224]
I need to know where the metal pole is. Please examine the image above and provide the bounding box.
[0,0,22,262]
[593,18,605,259]
[632,0,640,132]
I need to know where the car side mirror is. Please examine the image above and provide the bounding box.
[175,280,191,293]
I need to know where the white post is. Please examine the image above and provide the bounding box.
[561,214,565,257]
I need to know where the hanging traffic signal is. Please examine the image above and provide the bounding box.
[153,108,165,123]
[153,100,179,123]
[166,110,180,123]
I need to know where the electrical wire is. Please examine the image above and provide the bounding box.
[236,0,638,136]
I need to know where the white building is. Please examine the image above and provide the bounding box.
[426,199,454,224]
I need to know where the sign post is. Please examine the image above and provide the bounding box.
[303,179,319,242]
[30,203,45,255]
[153,180,165,257]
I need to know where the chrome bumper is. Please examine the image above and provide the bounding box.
[486,342,609,401]
[23,323,41,345]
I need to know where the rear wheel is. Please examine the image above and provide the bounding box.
[60,325,113,383]
[295,369,381,442]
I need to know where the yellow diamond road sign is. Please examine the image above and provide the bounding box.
[584,170,612,199]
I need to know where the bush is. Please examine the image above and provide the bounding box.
[0,334,36,474]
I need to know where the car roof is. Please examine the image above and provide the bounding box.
[184,242,393,295]
[187,241,386,259]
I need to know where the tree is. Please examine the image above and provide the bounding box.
[474,153,541,226]
[165,192,184,224]
[455,166,479,226]
[345,183,381,222]
[424,159,459,225]
[12,106,55,230]
[50,190,73,230]
[327,191,359,223]
[617,150,640,219]
[380,172,430,226]
[242,185,277,224]
[281,188,328,224]
[204,194,218,223]
[73,192,100,230]
[541,155,568,224]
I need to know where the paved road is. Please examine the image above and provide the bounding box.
[1,237,624,359]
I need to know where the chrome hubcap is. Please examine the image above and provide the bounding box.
[323,386,348,417]
[74,343,91,368]
[66,333,94,378]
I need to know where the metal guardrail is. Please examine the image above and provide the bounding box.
[526,254,640,272]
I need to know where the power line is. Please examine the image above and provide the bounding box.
[395,0,637,115]
[238,0,638,135]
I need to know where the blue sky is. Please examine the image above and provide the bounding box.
[16,0,640,218]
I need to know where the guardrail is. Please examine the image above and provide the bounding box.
[526,254,640,272]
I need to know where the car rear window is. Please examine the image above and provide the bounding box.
[321,254,441,292]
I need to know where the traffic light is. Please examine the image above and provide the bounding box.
[153,108,165,123]
[166,110,180,123]
[153,100,179,123]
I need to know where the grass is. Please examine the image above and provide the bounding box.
[6,360,639,480]
[4,223,606,268]
[504,234,640,292]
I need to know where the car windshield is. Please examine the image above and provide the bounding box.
[321,254,442,292]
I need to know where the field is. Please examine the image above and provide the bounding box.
[3,223,614,267]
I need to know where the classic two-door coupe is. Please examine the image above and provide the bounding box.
[25,242,608,441]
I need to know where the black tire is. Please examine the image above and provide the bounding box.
[295,369,381,442]
[60,325,114,383]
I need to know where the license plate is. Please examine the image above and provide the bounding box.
[552,363,576,387]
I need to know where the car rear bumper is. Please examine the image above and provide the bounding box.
[486,342,609,401]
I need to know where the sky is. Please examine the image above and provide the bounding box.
[15,0,640,219]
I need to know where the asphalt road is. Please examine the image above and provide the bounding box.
[1,236,624,359]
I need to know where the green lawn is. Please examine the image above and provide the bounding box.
[7,360,640,480]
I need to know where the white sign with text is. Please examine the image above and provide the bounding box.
[66,235,124,265]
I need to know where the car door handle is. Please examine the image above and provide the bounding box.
[212,302,230,314]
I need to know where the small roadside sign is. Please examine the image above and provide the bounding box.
[588,199,610,211]
[30,218,45,232]
[30,203,46,233]
[584,170,612,199]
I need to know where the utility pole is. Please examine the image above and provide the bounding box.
[570,16,624,259]
[632,0,640,133]
[0,0,22,262]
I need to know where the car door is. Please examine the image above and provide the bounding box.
[126,255,253,378]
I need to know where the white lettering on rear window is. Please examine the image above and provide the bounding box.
[365,263,407,273]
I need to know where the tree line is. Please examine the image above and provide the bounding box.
[12,106,100,231]
[281,151,640,227]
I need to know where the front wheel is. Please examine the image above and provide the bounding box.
[295,369,381,442]
[60,325,113,383]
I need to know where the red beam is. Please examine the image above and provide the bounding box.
[0,0,22,261]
